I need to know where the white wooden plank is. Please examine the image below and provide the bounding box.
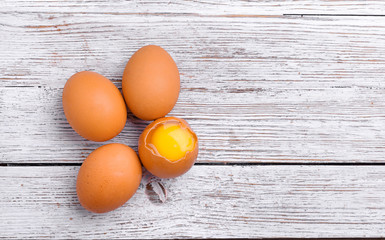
[1,15,385,163]
[1,165,385,238]
[1,0,385,15]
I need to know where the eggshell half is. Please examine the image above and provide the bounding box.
[138,117,198,178]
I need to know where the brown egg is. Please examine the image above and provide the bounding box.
[122,45,180,120]
[138,117,198,178]
[76,143,142,213]
[62,71,127,142]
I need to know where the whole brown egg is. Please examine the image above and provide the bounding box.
[62,71,127,142]
[76,143,142,213]
[122,45,180,120]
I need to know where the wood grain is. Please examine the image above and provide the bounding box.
[2,0,385,15]
[1,165,385,238]
[2,1,385,239]
[1,13,385,163]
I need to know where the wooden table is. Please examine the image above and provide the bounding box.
[1,1,385,238]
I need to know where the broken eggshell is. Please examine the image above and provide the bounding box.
[138,117,198,179]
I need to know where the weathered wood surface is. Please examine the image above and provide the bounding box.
[1,165,385,239]
[2,1,385,239]
[1,13,385,163]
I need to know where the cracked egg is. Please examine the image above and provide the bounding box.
[138,117,198,178]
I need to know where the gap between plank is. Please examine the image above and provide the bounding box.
[284,14,385,17]
[1,12,385,18]
[2,162,385,167]
[0,11,282,18]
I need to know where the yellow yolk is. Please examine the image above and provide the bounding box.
[150,123,195,162]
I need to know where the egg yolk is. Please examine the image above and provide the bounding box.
[150,123,195,162]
